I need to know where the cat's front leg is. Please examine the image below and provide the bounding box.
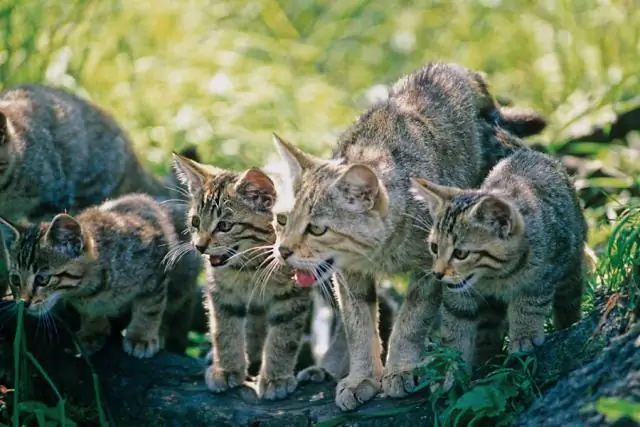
[77,314,111,356]
[382,273,443,398]
[123,279,167,359]
[205,288,247,393]
[257,289,311,400]
[507,286,550,354]
[333,272,382,411]
[440,290,478,368]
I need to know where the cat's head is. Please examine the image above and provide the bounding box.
[270,134,389,287]
[410,178,526,292]
[0,214,95,315]
[172,152,276,269]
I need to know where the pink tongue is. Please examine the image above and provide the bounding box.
[294,270,316,288]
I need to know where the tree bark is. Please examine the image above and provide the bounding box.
[0,289,634,426]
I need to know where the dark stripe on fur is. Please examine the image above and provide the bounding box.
[218,303,247,318]
[267,304,308,326]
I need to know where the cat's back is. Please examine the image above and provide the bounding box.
[334,62,484,188]
[80,194,177,260]
[485,148,586,244]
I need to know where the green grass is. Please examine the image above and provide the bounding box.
[1,0,640,425]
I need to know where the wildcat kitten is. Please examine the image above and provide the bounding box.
[270,62,547,410]
[0,193,192,358]
[411,148,586,367]
[173,153,313,401]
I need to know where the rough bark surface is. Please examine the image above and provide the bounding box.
[0,291,635,426]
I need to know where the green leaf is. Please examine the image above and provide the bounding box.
[594,397,640,423]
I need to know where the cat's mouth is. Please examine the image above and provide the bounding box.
[447,274,476,292]
[293,258,334,288]
[208,245,239,268]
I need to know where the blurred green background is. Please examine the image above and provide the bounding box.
[1,0,639,249]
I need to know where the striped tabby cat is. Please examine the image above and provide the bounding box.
[173,153,313,401]
[0,193,195,358]
[270,62,547,410]
[411,148,587,367]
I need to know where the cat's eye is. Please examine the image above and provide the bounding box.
[9,274,21,287]
[307,224,328,236]
[34,273,51,287]
[217,221,233,232]
[276,214,287,226]
[429,243,438,254]
[453,249,470,260]
[191,216,200,229]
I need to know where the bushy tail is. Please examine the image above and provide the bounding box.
[468,70,548,139]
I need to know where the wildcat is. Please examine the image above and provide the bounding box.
[173,152,313,401]
[410,147,586,367]
[0,84,176,221]
[0,193,195,358]
[270,62,547,410]
[0,84,203,307]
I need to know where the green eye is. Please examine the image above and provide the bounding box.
[191,216,200,229]
[453,249,469,260]
[429,243,438,254]
[307,224,328,236]
[34,273,51,287]
[217,221,233,232]
[9,273,21,287]
[276,214,287,226]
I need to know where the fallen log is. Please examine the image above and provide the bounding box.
[0,288,633,426]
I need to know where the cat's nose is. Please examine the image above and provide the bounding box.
[434,272,444,280]
[195,244,207,254]
[278,246,293,260]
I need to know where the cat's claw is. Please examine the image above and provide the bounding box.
[509,334,545,354]
[122,333,161,359]
[205,366,245,393]
[296,365,334,384]
[335,375,380,411]
[256,374,297,400]
[382,369,420,398]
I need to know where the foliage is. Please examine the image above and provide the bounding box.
[1,0,639,425]
[593,397,640,423]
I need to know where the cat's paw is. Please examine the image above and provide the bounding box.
[296,365,334,384]
[508,334,545,354]
[256,374,297,400]
[77,332,108,356]
[205,366,245,393]
[382,368,423,399]
[335,375,380,411]
[122,330,162,359]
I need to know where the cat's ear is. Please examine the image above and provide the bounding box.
[334,164,388,215]
[272,133,319,185]
[410,178,460,218]
[469,195,523,238]
[45,214,85,258]
[234,168,276,210]
[0,216,21,249]
[172,152,216,194]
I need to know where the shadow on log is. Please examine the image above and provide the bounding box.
[0,289,636,426]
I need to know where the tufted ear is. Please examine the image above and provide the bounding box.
[45,214,85,258]
[271,133,321,185]
[234,168,276,211]
[172,152,222,194]
[410,178,462,220]
[333,164,388,215]
[468,195,523,238]
[0,216,21,251]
